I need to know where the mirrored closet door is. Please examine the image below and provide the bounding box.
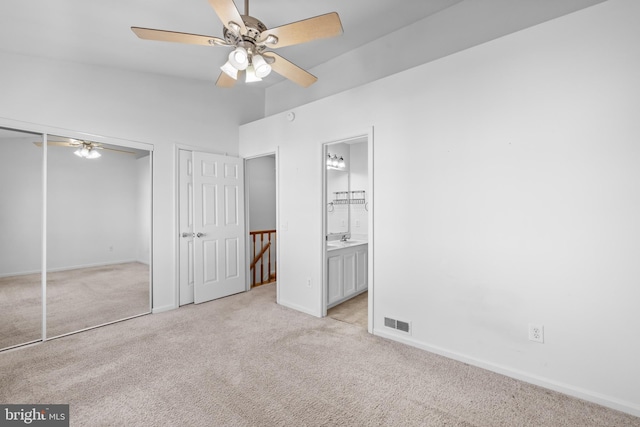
[0,126,152,351]
[0,128,44,350]
[46,136,152,338]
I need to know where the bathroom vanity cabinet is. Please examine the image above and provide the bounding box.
[327,243,367,307]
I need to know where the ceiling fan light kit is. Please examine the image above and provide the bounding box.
[74,147,101,159]
[252,54,271,78]
[33,139,137,159]
[228,46,249,70]
[131,0,343,88]
[245,65,262,83]
[220,60,239,79]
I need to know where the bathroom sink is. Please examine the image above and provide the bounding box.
[327,240,366,248]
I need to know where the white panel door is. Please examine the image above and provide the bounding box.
[193,152,246,304]
[178,150,195,305]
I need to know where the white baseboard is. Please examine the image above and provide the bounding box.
[46,259,141,273]
[152,304,176,314]
[373,328,640,418]
[278,298,321,318]
[0,259,142,278]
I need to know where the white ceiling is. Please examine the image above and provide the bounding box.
[0,0,606,88]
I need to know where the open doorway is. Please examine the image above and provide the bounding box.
[245,154,277,291]
[322,133,373,332]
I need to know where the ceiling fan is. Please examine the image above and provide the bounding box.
[131,0,343,88]
[33,139,137,159]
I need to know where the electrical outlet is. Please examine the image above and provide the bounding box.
[528,324,544,343]
[306,278,312,287]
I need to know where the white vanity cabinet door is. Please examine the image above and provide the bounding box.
[327,254,344,305]
[355,247,368,292]
[327,244,368,308]
[343,252,357,297]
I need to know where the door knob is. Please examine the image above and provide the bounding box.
[181,232,194,238]
[196,232,206,238]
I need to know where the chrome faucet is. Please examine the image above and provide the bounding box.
[340,234,349,242]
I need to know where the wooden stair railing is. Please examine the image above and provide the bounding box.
[250,229,276,287]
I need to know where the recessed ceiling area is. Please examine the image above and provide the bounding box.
[0,0,607,88]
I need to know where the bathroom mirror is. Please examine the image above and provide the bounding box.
[326,142,350,238]
[346,140,368,241]
[0,127,44,350]
[46,135,151,338]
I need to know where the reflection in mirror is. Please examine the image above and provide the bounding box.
[0,128,43,350]
[326,142,350,237]
[347,140,368,241]
[46,136,151,338]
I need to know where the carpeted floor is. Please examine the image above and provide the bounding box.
[1,283,638,426]
[0,262,150,350]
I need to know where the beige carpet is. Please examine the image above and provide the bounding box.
[1,283,638,426]
[0,271,41,348]
[327,291,368,329]
[0,262,150,350]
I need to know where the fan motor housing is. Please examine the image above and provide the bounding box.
[223,15,267,47]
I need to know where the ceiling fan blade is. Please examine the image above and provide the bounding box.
[131,27,227,46]
[102,147,137,155]
[258,12,343,48]
[207,0,247,34]
[33,140,136,155]
[216,71,237,88]
[263,53,317,88]
[32,140,76,148]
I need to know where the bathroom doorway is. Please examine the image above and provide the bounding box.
[322,131,373,332]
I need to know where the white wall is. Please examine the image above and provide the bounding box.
[246,155,276,232]
[240,0,640,416]
[46,141,139,271]
[0,137,42,276]
[0,51,265,311]
[0,137,149,275]
[264,0,606,116]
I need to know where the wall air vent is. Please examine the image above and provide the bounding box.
[384,317,411,334]
[396,320,410,333]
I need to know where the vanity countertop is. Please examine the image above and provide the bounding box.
[327,240,368,252]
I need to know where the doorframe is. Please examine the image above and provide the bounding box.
[321,127,374,334]
[243,149,280,302]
